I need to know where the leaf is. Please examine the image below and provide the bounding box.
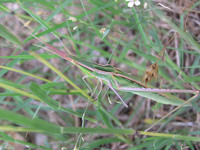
[29,82,59,109]
[0,65,52,83]
[0,109,199,142]
[0,82,97,123]
[98,107,113,128]
[0,4,10,12]
[30,51,94,102]
[0,24,21,46]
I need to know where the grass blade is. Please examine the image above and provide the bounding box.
[0,24,21,46]
[0,109,200,142]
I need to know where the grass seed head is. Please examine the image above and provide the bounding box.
[143,63,158,86]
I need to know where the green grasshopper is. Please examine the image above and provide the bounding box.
[34,38,199,108]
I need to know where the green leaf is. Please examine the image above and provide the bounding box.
[29,82,59,109]
[0,54,59,59]
[98,107,113,128]
[0,132,51,150]
[0,65,52,83]
[0,81,97,123]
[0,4,10,12]
[29,51,94,103]
[0,24,21,46]
[0,109,200,142]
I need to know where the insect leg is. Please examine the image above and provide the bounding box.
[82,75,93,96]
[82,75,101,100]
[104,79,128,108]
[94,79,103,100]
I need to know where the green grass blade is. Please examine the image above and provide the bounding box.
[29,82,59,109]
[98,107,113,128]
[0,82,97,123]
[132,8,149,52]
[29,51,94,103]
[0,132,51,150]
[0,109,200,142]
[0,82,41,101]
[0,65,52,83]
[0,54,59,59]
[82,137,123,149]
[0,24,21,46]
[113,76,192,106]
[0,4,10,12]
[24,22,68,43]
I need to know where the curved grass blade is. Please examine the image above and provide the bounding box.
[0,132,51,150]
[29,51,95,104]
[0,109,200,142]
[0,82,97,123]
[0,65,52,83]
[0,24,21,46]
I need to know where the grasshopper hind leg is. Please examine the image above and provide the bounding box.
[82,75,93,96]
[105,80,128,108]
[95,79,103,100]
[82,76,128,107]
[82,76,102,101]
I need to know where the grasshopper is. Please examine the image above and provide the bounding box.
[33,37,199,108]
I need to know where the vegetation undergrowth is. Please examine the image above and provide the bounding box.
[0,0,200,149]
